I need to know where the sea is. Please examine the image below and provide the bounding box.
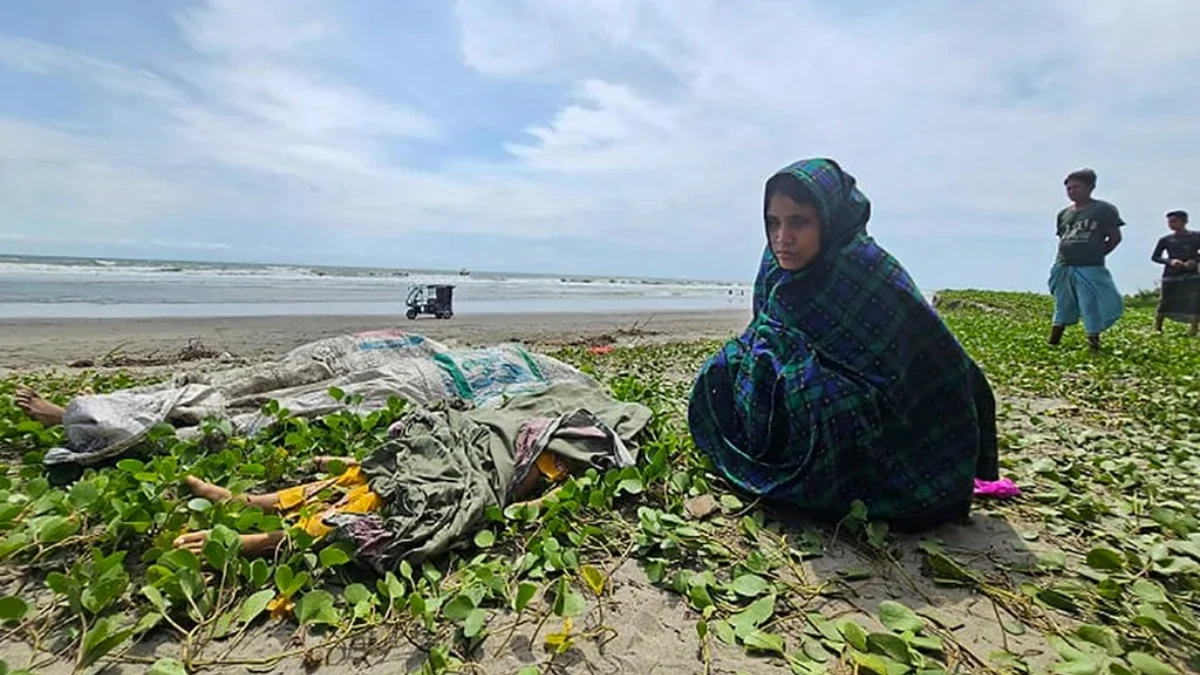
[0,255,752,320]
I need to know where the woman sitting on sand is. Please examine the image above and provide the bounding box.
[688,158,998,529]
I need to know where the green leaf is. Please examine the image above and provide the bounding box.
[463,608,486,638]
[1073,625,1122,657]
[1051,659,1102,675]
[0,596,29,622]
[839,620,869,652]
[908,635,944,653]
[238,589,275,625]
[1126,652,1179,675]
[1131,579,1167,604]
[274,564,307,598]
[552,578,587,618]
[147,658,188,675]
[730,574,770,598]
[1035,587,1079,613]
[849,650,894,675]
[878,600,924,633]
[443,594,476,622]
[344,584,372,607]
[925,551,979,585]
[806,612,842,643]
[68,481,101,508]
[473,529,496,549]
[36,516,79,544]
[117,459,146,473]
[79,615,133,669]
[514,581,539,613]
[186,498,213,513]
[720,494,744,510]
[867,633,913,664]
[141,586,168,613]
[202,539,227,571]
[712,619,736,645]
[377,572,405,603]
[248,559,270,588]
[318,546,351,568]
[688,583,714,611]
[729,594,775,635]
[617,477,644,495]
[1084,547,1125,571]
[1038,549,1068,570]
[741,515,761,539]
[802,636,831,662]
[848,500,869,521]
[742,630,785,655]
[296,590,339,627]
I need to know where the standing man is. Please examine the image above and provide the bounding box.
[1152,210,1200,336]
[1048,168,1125,352]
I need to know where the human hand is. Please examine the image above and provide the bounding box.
[1170,259,1185,269]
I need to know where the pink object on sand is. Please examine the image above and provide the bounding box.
[974,478,1021,499]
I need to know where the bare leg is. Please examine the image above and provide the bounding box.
[313,456,359,471]
[1191,318,1199,337]
[183,475,341,511]
[183,476,279,510]
[14,389,66,427]
[1048,325,1065,346]
[173,530,285,557]
[1155,315,1165,334]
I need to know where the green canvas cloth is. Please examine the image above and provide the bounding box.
[329,384,651,569]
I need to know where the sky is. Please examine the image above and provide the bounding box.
[1,1,1198,290]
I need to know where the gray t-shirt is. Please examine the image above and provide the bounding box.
[1056,200,1124,267]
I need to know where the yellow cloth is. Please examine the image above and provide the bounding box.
[536,451,569,482]
[274,465,382,539]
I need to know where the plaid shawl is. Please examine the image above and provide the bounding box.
[688,159,998,527]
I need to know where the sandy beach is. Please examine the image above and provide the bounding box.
[0,309,750,370]
[5,294,1192,674]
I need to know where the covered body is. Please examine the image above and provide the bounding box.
[46,331,595,466]
[326,383,652,570]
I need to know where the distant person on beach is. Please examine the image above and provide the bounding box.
[1048,168,1125,352]
[1151,210,1200,335]
[687,158,998,530]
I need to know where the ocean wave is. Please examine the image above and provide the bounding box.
[0,257,751,305]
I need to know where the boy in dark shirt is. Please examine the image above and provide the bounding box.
[1152,210,1200,335]
[1048,168,1125,352]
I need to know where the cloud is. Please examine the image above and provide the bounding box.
[0,0,1198,288]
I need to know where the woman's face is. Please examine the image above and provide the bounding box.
[766,192,821,271]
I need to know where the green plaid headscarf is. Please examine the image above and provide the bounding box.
[689,159,998,527]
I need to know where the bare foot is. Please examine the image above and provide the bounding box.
[184,475,233,503]
[173,530,284,557]
[14,389,66,427]
[313,456,359,472]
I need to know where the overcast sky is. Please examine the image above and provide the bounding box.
[1,1,1198,289]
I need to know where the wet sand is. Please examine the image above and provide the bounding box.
[0,310,750,370]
